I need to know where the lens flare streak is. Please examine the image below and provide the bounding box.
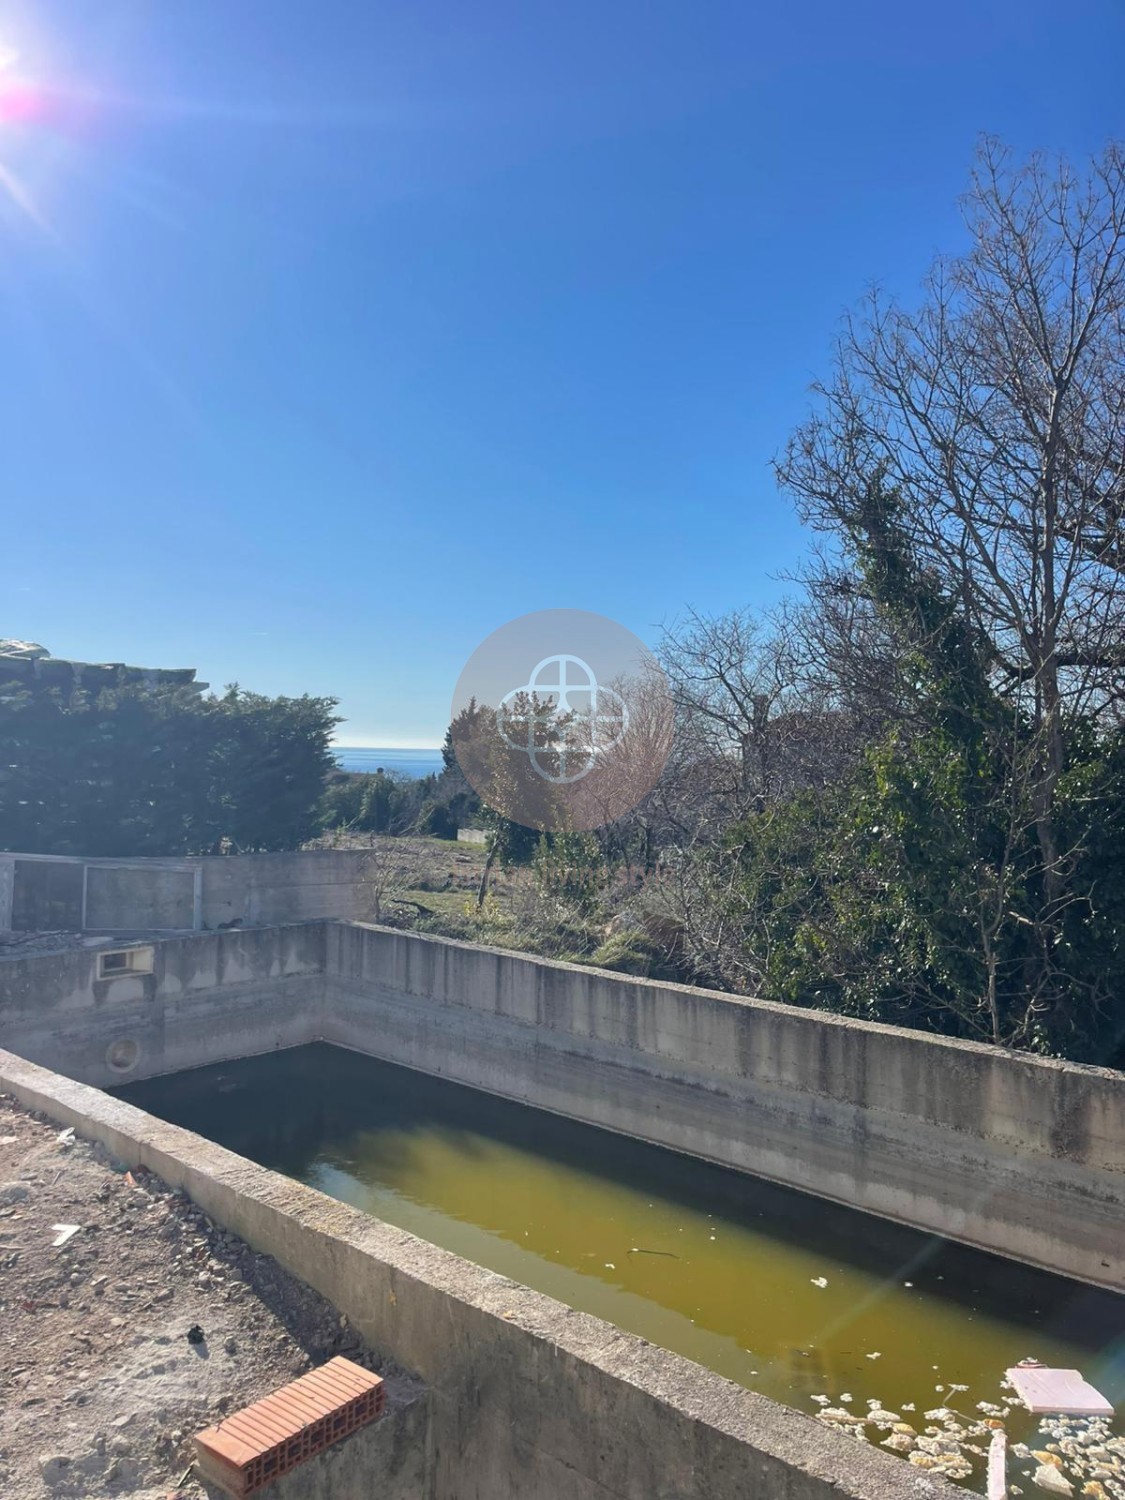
[0,156,53,235]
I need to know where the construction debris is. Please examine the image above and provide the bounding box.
[1008,1364,1115,1419]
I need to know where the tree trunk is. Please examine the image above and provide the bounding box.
[476,838,499,909]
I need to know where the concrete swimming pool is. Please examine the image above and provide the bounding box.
[116,1042,1125,1486]
[3,920,1123,1498]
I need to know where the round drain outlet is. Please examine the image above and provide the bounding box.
[106,1038,140,1073]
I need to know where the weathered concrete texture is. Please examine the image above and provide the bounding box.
[0,849,374,934]
[0,857,14,931]
[2,919,1123,1287]
[11,854,84,929]
[0,1049,959,1500]
[85,862,197,930]
[326,924,1125,1290]
[0,925,326,1088]
[196,850,373,930]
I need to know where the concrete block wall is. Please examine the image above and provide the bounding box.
[325,924,1125,1290]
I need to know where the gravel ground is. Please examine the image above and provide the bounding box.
[0,1094,416,1499]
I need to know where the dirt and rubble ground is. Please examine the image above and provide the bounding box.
[0,1094,417,1499]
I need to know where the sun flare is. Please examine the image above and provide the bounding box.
[0,40,56,232]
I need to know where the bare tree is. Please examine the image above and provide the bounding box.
[657,607,851,822]
[778,138,1125,912]
[358,838,432,924]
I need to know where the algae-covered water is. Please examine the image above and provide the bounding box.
[118,1043,1124,1479]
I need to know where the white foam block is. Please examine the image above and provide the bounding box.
[1005,1366,1114,1417]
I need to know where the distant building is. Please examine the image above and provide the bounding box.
[0,640,208,697]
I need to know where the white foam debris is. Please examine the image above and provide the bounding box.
[1032,1464,1073,1494]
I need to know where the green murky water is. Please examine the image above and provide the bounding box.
[118,1043,1123,1472]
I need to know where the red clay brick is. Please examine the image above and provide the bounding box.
[194,1357,386,1497]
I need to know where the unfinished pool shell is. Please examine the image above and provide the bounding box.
[2,920,1123,1500]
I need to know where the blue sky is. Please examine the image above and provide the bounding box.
[2,0,1123,745]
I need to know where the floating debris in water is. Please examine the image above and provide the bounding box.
[810,1276,828,1288]
[813,1386,1122,1495]
[867,1408,901,1429]
[1032,1464,1073,1494]
[1009,1366,1115,1419]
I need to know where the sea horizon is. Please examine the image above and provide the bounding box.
[333,745,444,778]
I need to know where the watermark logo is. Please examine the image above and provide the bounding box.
[497,654,629,784]
[452,609,674,831]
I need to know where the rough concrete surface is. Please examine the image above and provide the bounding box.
[0,851,377,936]
[0,924,326,1089]
[0,1092,424,1500]
[0,1049,960,1500]
[1,919,1121,1285]
[327,922,1125,1289]
[2,921,1121,1494]
[0,919,1121,1286]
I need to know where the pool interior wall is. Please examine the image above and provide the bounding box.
[1,920,1121,1289]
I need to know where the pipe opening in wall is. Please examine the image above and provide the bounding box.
[105,1038,140,1073]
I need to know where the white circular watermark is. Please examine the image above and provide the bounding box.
[451,609,674,832]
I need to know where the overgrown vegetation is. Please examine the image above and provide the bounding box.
[391,140,1125,1066]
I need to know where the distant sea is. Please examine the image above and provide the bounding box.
[333,746,444,779]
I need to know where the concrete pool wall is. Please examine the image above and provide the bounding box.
[0,923,326,1086]
[326,924,1125,1291]
[1,920,1122,1289]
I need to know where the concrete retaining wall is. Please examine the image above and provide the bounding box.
[197,850,373,929]
[0,850,374,933]
[0,1048,956,1500]
[326,925,1125,1290]
[85,862,198,930]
